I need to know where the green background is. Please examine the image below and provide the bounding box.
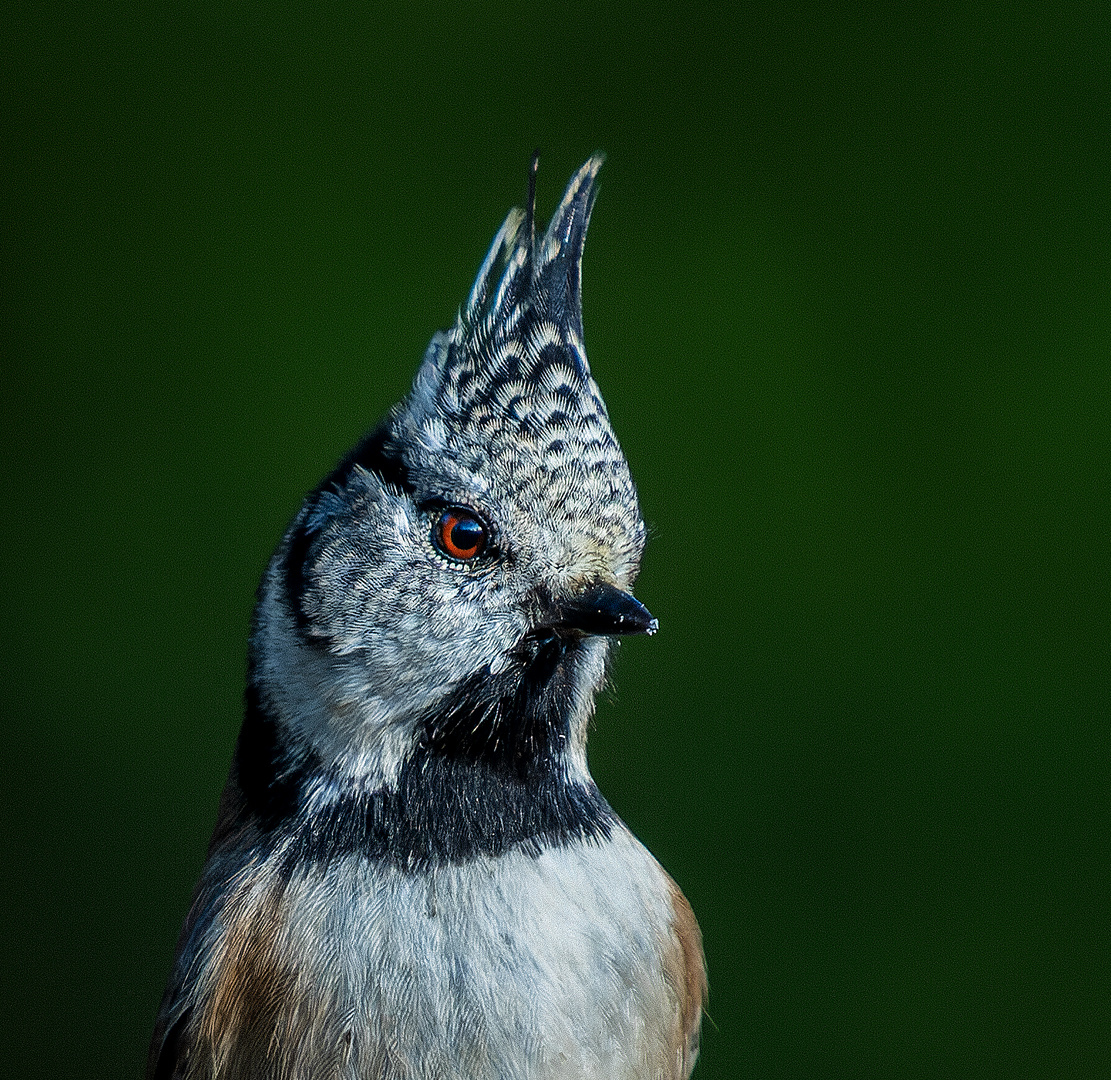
[4,4,1108,1077]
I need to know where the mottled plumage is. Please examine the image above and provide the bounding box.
[149,156,705,1080]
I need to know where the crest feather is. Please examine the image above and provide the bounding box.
[393,155,640,557]
[458,153,605,352]
[376,153,644,592]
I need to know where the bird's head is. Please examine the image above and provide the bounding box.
[250,156,652,793]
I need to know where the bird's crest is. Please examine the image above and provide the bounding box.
[394,154,639,552]
[403,153,606,432]
[457,151,601,353]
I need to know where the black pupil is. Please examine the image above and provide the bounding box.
[450,516,484,554]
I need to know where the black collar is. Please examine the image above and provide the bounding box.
[235,637,613,871]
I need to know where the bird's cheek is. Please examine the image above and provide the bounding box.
[425,603,524,672]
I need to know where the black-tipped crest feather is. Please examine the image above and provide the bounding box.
[458,152,604,352]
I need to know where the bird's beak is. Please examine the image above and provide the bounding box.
[549,583,658,637]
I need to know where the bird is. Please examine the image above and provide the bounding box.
[147,153,705,1080]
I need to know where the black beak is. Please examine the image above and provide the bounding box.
[550,583,658,637]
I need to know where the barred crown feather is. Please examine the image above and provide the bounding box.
[389,154,643,572]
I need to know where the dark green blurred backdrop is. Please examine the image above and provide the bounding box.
[3,4,1108,1077]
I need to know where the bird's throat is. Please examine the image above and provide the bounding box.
[235,637,613,872]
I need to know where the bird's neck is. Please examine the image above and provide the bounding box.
[234,636,614,871]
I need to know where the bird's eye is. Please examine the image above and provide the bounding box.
[432,507,489,561]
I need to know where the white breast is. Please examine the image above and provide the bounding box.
[263,827,685,1080]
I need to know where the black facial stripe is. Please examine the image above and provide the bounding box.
[282,421,413,637]
[326,421,415,496]
[237,679,316,827]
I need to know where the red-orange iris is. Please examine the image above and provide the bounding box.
[433,508,488,561]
